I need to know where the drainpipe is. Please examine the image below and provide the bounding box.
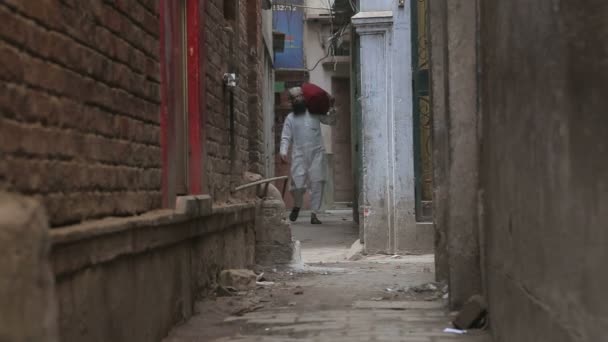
[224,71,238,190]
[224,0,241,191]
[223,28,237,191]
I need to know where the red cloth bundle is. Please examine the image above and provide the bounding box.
[302,83,331,115]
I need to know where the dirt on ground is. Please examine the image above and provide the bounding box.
[164,212,488,342]
[165,255,453,341]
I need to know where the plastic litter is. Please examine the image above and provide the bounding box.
[444,328,467,335]
[256,281,275,286]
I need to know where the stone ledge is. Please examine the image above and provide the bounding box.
[51,202,256,277]
[352,11,394,20]
[352,11,394,34]
[176,194,213,217]
[50,210,188,246]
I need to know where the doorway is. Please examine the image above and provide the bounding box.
[160,0,203,207]
[331,78,354,205]
[412,0,433,222]
[173,0,189,196]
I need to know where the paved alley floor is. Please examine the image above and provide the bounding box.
[291,210,360,263]
[163,212,490,342]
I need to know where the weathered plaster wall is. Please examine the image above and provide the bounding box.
[355,14,393,252]
[51,204,256,342]
[427,0,449,283]
[390,0,418,254]
[353,0,418,254]
[444,0,482,309]
[479,1,608,340]
[427,0,482,308]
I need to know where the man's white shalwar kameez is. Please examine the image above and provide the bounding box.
[280,110,336,213]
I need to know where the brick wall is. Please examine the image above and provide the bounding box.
[0,0,162,227]
[246,0,265,176]
[204,0,264,201]
[0,0,268,224]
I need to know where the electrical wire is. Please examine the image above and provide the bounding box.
[347,0,357,12]
[307,23,350,72]
[309,0,350,72]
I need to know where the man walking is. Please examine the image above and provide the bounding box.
[280,86,336,224]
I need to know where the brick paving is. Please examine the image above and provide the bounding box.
[166,305,489,342]
[164,213,491,342]
[164,263,491,342]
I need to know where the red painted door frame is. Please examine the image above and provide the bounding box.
[160,0,205,207]
[186,0,203,195]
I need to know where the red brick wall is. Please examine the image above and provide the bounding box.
[0,1,162,226]
[0,0,267,225]
[204,0,263,201]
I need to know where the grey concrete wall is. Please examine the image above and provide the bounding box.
[51,205,256,342]
[479,1,608,341]
[428,0,449,283]
[445,0,482,310]
[428,0,482,307]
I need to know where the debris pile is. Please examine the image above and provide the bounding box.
[218,269,257,291]
[452,295,488,330]
[377,282,449,301]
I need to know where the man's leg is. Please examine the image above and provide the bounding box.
[310,181,325,224]
[290,188,305,222]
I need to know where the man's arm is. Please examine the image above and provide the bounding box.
[279,115,292,162]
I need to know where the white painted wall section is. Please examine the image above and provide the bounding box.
[353,1,416,254]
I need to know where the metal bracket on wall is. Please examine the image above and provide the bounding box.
[223,73,238,89]
[399,0,406,8]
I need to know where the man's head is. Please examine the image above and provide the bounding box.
[288,87,307,114]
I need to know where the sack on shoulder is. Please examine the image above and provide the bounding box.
[302,83,331,115]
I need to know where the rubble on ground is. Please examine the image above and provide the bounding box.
[219,269,258,291]
[452,295,488,330]
[216,285,238,297]
[346,239,364,261]
[379,281,449,301]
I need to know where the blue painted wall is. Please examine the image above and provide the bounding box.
[273,0,304,69]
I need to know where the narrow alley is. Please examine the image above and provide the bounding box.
[164,212,490,342]
[0,0,606,341]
